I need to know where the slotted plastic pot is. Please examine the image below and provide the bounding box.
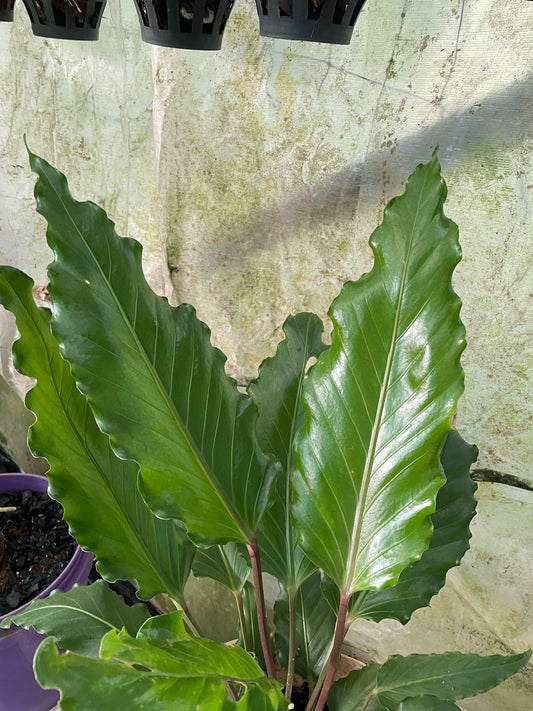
[22,0,107,40]
[0,473,94,711]
[0,0,15,22]
[256,0,367,44]
[132,0,236,49]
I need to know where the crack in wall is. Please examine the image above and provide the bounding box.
[436,0,467,104]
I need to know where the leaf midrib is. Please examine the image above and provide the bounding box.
[10,603,122,632]
[285,319,314,589]
[8,279,181,595]
[375,659,524,697]
[343,178,429,594]
[38,162,250,542]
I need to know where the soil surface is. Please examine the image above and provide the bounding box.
[278,678,330,711]
[0,489,76,616]
[291,681,312,710]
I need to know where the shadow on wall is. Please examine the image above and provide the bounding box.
[163,73,531,272]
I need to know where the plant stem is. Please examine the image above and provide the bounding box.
[246,538,275,679]
[0,506,16,512]
[234,589,251,653]
[181,612,201,638]
[312,593,351,711]
[170,596,202,637]
[229,591,246,704]
[304,601,361,711]
[284,589,298,700]
[226,683,238,702]
[304,657,329,711]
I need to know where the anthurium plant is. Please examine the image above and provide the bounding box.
[0,150,529,711]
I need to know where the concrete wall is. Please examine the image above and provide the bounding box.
[0,0,531,708]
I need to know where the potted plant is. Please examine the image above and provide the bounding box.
[0,472,93,711]
[0,149,529,710]
[132,0,237,50]
[255,0,367,45]
[21,0,107,40]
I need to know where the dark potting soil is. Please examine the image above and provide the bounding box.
[291,681,311,710]
[0,489,76,616]
[286,680,330,711]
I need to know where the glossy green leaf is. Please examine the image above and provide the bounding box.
[27,151,279,547]
[250,313,328,468]
[249,313,326,589]
[192,543,251,593]
[375,652,532,705]
[348,430,478,623]
[35,612,288,711]
[395,698,461,711]
[0,581,149,657]
[274,571,336,682]
[293,154,465,595]
[0,266,194,600]
[328,651,532,710]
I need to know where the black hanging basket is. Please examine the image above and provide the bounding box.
[256,0,367,44]
[0,0,15,22]
[22,0,107,39]
[133,0,236,50]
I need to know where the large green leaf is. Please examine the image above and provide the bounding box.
[249,313,325,590]
[192,542,251,593]
[0,267,194,600]
[35,612,288,711]
[322,431,477,623]
[0,581,149,657]
[27,150,279,547]
[274,571,336,682]
[328,651,532,710]
[293,154,466,595]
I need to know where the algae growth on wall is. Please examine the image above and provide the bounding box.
[0,1,531,708]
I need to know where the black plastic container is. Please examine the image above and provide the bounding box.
[0,0,15,22]
[22,0,107,40]
[133,0,236,49]
[256,0,366,44]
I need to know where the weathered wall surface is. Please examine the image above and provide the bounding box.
[0,0,531,708]
[151,0,533,483]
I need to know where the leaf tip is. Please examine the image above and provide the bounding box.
[23,135,39,173]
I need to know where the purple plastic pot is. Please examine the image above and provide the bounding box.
[0,473,93,711]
